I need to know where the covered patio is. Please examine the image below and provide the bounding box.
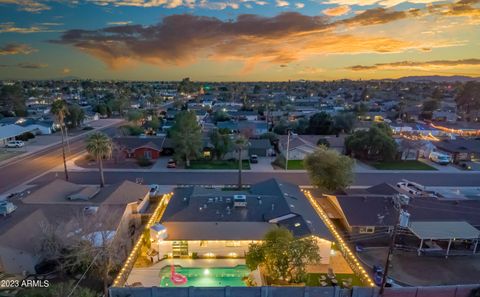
[409,221,480,258]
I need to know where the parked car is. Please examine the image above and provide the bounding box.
[429,151,451,165]
[396,181,423,196]
[167,159,176,168]
[250,154,258,163]
[5,140,25,148]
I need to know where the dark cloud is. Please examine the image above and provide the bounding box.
[347,58,480,71]
[339,7,421,26]
[53,7,455,70]
[0,43,36,55]
[0,62,48,69]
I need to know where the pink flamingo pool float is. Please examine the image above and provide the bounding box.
[170,265,188,285]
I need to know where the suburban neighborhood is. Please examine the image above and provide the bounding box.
[0,77,479,297]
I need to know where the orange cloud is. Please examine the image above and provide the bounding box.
[53,11,463,72]
[322,5,351,16]
[347,58,480,71]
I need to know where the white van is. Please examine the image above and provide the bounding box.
[429,152,451,165]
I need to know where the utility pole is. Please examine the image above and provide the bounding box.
[285,129,291,171]
[380,194,408,295]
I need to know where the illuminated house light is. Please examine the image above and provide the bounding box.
[302,189,375,287]
[112,192,173,287]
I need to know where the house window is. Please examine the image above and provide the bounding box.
[359,226,375,234]
[225,241,241,247]
[144,150,152,159]
[203,151,211,158]
[200,241,208,247]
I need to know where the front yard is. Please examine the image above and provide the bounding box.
[187,160,251,170]
[286,160,305,170]
[369,160,437,170]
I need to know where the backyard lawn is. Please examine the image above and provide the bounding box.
[306,273,363,287]
[187,160,251,170]
[370,160,437,170]
[286,160,305,170]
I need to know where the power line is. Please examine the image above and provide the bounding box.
[67,250,103,297]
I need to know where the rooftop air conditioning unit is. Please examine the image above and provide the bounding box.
[233,195,247,208]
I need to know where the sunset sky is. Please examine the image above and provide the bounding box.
[0,0,479,81]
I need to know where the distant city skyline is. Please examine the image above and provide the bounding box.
[0,0,479,81]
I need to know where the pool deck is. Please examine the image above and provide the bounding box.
[126,259,246,286]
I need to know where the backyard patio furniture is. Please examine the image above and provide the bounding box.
[319,275,327,281]
[331,279,338,286]
[320,281,328,287]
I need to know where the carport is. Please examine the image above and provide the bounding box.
[409,221,480,258]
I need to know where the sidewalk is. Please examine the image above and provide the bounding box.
[0,119,123,168]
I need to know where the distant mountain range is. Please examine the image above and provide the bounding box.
[398,75,480,83]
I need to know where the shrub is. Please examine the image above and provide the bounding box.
[16,132,35,141]
[137,156,153,167]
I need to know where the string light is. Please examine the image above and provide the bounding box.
[112,192,173,287]
[430,123,480,137]
[302,190,376,287]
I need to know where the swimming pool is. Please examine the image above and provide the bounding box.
[159,265,249,287]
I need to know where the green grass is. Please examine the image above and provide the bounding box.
[370,160,437,170]
[286,160,305,170]
[187,160,251,170]
[306,273,363,287]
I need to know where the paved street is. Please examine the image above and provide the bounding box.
[31,170,480,188]
[0,123,122,194]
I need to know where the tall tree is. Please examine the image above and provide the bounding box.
[234,135,249,189]
[170,110,202,167]
[51,99,70,181]
[0,84,26,116]
[455,81,480,120]
[304,145,354,192]
[65,104,85,128]
[209,129,232,160]
[246,228,320,283]
[85,132,112,187]
[307,112,334,135]
[345,124,397,161]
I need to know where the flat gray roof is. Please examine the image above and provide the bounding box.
[409,221,480,240]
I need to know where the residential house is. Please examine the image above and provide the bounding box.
[278,134,346,160]
[248,139,273,157]
[152,179,333,263]
[433,138,480,162]
[0,179,150,274]
[319,183,480,250]
[113,136,167,160]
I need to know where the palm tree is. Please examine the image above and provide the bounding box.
[51,100,70,181]
[86,132,112,187]
[234,135,249,190]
